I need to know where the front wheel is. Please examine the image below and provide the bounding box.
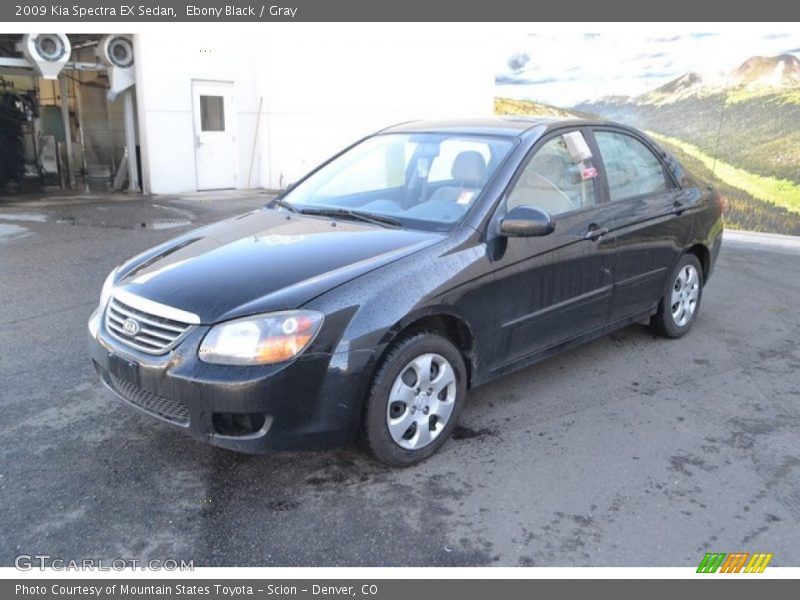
[362,332,467,467]
[651,253,703,339]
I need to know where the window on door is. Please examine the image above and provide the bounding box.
[506,132,598,216]
[594,131,669,201]
[199,95,225,131]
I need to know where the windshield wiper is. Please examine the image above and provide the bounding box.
[299,207,402,228]
[269,198,299,213]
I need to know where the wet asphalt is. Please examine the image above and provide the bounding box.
[1,192,799,567]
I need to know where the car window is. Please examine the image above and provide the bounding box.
[506,132,598,216]
[312,140,414,198]
[594,131,669,201]
[281,133,514,231]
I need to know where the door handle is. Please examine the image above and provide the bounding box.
[584,224,609,241]
[195,135,203,148]
[672,200,685,215]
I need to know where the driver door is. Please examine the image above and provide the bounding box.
[488,128,615,371]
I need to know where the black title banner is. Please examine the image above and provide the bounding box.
[3,0,800,22]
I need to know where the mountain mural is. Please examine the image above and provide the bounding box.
[496,54,800,235]
[493,97,577,118]
[632,54,800,105]
[733,54,800,87]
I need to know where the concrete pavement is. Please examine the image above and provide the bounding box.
[1,192,798,567]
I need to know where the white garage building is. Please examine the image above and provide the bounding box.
[135,29,494,193]
[0,29,495,195]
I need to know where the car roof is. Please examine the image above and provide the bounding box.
[379,116,609,138]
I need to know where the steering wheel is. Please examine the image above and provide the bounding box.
[529,172,580,210]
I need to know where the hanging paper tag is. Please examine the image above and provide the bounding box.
[457,191,475,205]
[580,161,598,180]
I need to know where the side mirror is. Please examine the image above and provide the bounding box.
[499,205,554,237]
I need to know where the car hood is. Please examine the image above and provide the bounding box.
[115,208,443,323]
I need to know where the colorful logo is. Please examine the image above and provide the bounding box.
[697,553,773,573]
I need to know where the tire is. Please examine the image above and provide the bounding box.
[362,331,467,467]
[651,253,704,339]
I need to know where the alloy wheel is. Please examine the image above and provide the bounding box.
[670,264,700,327]
[385,353,457,450]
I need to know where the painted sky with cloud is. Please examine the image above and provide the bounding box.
[496,32,800,107]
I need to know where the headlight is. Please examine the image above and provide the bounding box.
[198,310,324,366]
[99,268,118,309]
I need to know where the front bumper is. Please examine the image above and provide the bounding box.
[88,309,375,452]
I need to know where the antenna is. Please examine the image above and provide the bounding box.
[711,74,729,185]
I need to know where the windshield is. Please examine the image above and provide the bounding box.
[279,133,514,231]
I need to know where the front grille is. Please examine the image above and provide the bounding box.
[108,373,190,426]
[105,297,193,354]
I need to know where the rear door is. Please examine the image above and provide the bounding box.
[590,128,693,322]
[488,128,615,369]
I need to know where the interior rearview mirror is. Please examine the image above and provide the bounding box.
[500,205,554,237]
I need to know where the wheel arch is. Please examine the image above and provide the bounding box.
[374,309,478,389]
[685,243,711,284]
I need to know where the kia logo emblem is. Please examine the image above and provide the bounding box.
[122,318,140,336]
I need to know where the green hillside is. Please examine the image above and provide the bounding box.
[494,97,577,118]
[494,95,800,234]
[656,137,800,235]
[650,133,800,214]
[576,92,800,185]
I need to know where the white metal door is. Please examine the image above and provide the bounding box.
[191,81,236,190]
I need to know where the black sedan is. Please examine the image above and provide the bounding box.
[88,117,723,466]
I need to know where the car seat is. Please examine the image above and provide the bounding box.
[427,150,487,204]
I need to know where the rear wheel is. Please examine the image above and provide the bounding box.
[651,253,703,339]
[363,332,467,467]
